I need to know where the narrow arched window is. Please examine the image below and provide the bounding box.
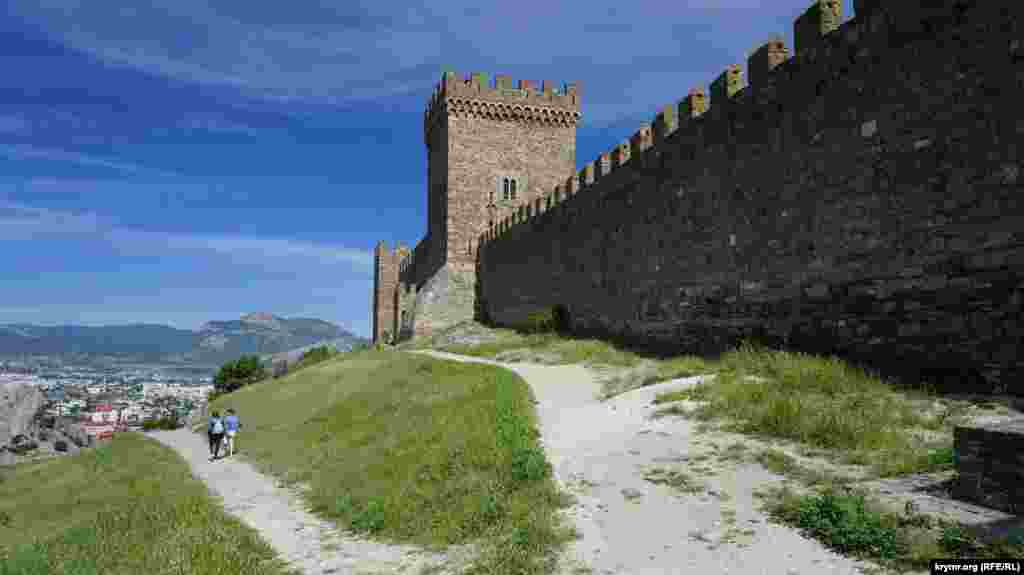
[510,178,517,201]
[503,178,510,201]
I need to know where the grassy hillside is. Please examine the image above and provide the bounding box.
[205,349,575,574]
[0,433,292,575]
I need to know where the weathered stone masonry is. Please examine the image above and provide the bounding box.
[373,71,580,342]
[478,1,1024,395]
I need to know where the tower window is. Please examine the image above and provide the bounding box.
[499,175,521,202]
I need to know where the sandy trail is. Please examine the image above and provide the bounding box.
[418,350,878,575]
[147,428,468,575]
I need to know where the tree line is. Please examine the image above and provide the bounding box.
[210,342,371,399]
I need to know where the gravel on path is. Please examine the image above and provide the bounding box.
[416,350,881,575]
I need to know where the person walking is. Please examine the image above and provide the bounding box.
[223,408,241,457]
[208,410,225,461]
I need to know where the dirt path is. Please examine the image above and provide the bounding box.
[417,350,879,575]
[147,428,469,575]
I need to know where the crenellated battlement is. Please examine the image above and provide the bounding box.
[424,71,582,144]
[480,0,850,243]
[479,0,1020,247]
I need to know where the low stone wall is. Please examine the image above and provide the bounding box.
[953,419,1024,514]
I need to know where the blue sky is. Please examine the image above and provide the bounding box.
[0,0,849,338]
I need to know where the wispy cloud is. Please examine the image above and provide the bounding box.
[0,144,184,178]
[0,200,373,269]
[0,307,43,315]
[130,231,374,268]
[11,0,824,125]
[0,115,30,135]
[180,116,264,137]
[0,202,103,237]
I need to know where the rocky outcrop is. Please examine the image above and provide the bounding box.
[403,265,477,341]
[51,417,94,450]
[0,383,45,450]
[0,386,92,466]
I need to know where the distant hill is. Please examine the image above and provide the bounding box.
[0,313,368,365]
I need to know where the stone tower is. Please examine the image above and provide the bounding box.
[423,71,581,271]
[372,71,581,344]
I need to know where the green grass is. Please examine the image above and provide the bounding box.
[754,448,851,487]
[442,329,644,368]
[0,433,292,575]
[761,485,1024,572]
[206,349,574,575]
[654,343,960,477]
[442,326,966,480]
[639,356,716,387]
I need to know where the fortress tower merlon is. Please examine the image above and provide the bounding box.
[595,152,611,182]
[581,163,595,187]
[794,0,842,56]
[654,104,678,144]
[612,141,631,168]
[631,124,654,157]
[748,36,791,88]
[710,64,744,111]
[679,88,708,123]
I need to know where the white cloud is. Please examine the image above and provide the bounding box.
[0,200,373,269]
[0,144,184,178]
[10,0,831,125]
[180,116,263,137]
[0,307,43,315]
[141,232,374,268]
[0,115,29,134]
[0,202,103,237]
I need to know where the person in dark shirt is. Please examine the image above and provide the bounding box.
[208,411,225,460]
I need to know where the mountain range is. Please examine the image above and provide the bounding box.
[0,313,367,365]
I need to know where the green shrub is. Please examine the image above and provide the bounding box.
[519,308,557,334]
[213,355,267,395]
[351,498,386,534]
[794,489,901,559]
[141,417,179,431]
[939,525,979,555]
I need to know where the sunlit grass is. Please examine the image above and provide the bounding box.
[655,344,961,477]
[0,433,292,575]
[206,349,574,575]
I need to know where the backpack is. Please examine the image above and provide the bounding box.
[212,419,224,434]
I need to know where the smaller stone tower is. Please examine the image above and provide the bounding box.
[372,240,399,344]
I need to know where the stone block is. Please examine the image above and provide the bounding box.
[953,419,1024,514]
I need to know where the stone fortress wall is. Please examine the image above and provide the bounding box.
[475,0,1024,395]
